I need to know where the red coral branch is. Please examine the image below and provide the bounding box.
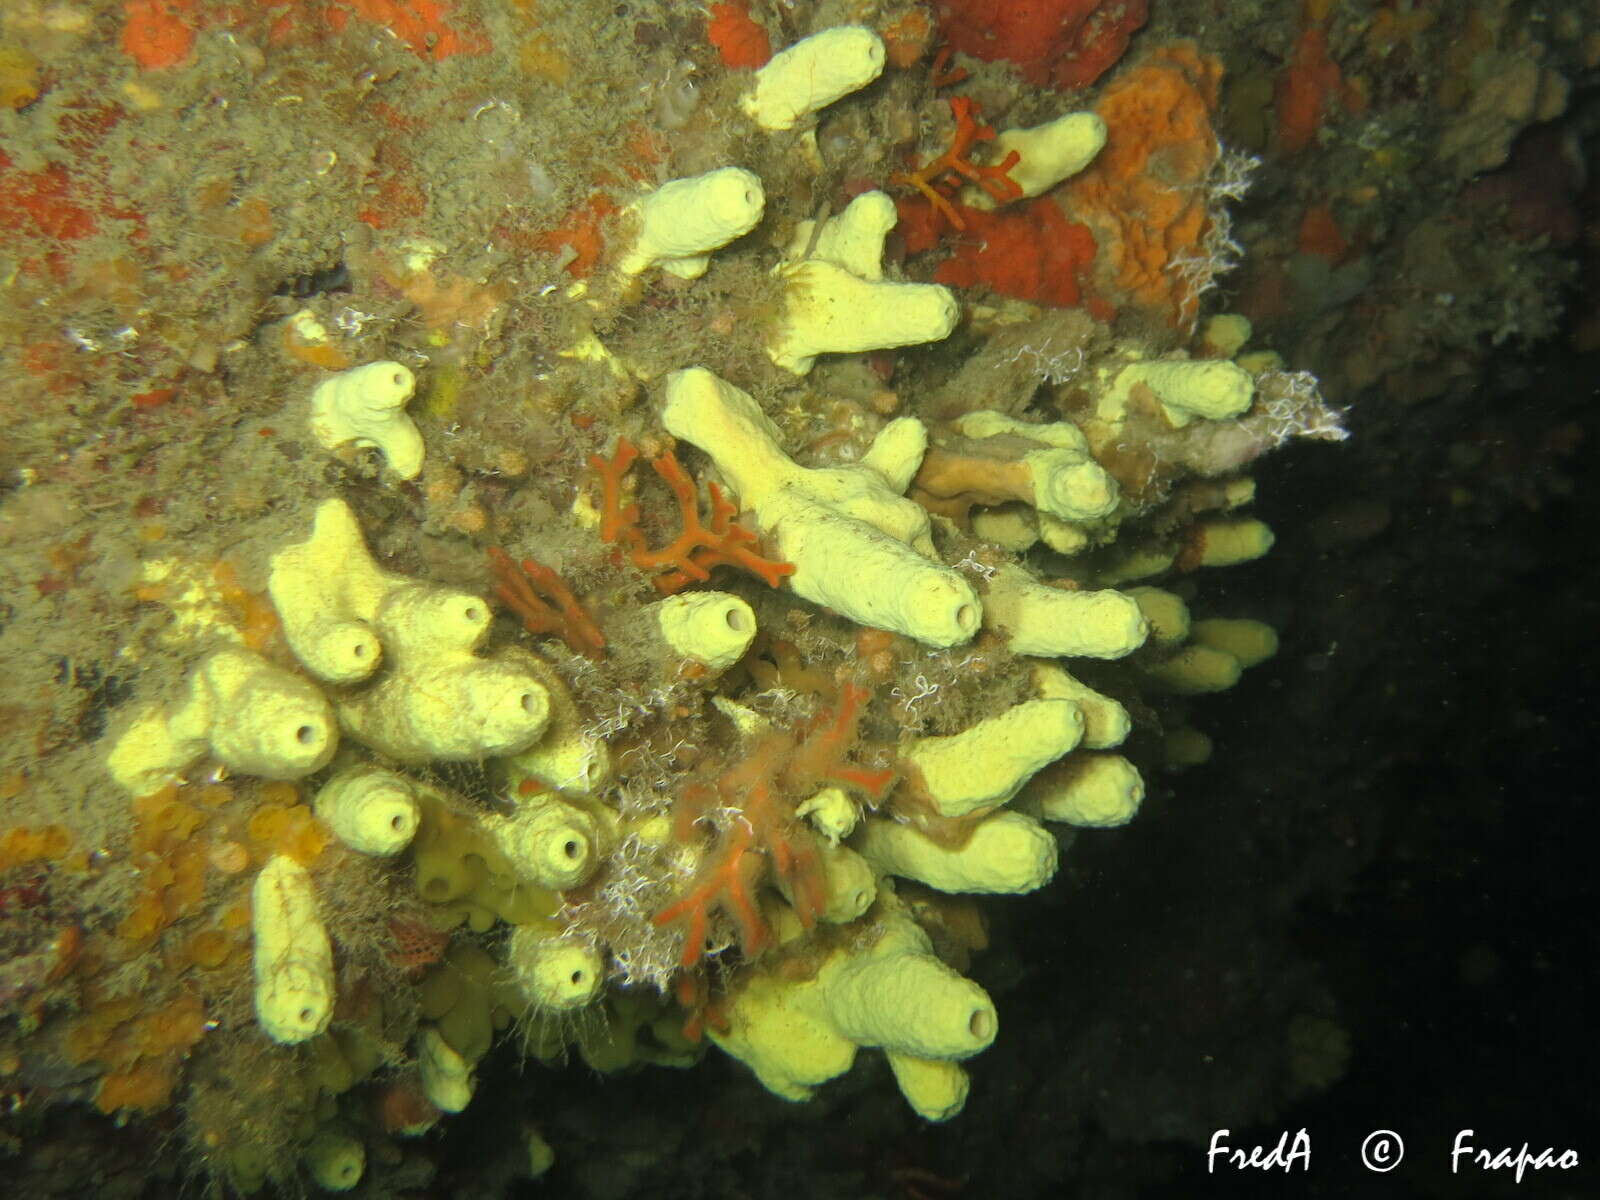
[487,546,606,658]
[588,438,794,594]
[890,96,1022,231]
[653,813,767,968]
[653,680,897,968]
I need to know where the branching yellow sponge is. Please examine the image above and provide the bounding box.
[740,26,886,131]
[771,256,957,375]
[949,410,1121,524]
[268,498,390,684]
[309,361,424,480]
[662,368,980,647]
[271,501,552,769]
[982,563,1147,659]
[618,167,765,279]
[853,809,1058,895]
[313,763,419,856]
[252,854,335,1044]
[902,699,1084,818]
[107,647,336,795]
[784,190,897,280]
[1186,517,1275,568]
[710,901,995,1120]
[1126,586,1191,647]
[1143,643,1243,694]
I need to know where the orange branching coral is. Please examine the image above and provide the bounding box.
[890,96,1022,231]
[589,438,794,594]
[487,546,607,658]
[654,682,896,968]
[1059,42,1225,327]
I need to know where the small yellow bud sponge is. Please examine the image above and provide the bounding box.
[740,26,886,132]
[303,1127,365,1192]
[902,699,1084,818]
[618,167,765,279]
[270,499,552,763]
[309,361,424,480]
[313,763,419,856]
[661,368,980,647]
[106,647,337,796]
[710,898,995,1120]
[252,854,335,1044]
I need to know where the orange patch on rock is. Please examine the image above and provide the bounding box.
[1059,42,1224,327]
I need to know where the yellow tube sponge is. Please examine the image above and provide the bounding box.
[309,361,424,480]
[267,498,389,684]
[508,927,604,1011]
[416,1025,475,1113]
[271,499,552,761]
[1143,643,1242,694]
[1106,359,1255,428]
[709,902,994,1118]
[968,112,1107,206]
[618,167,765,279]
[313,764,419,856]
[1184,517,1275,568]
[653,592,757,671]
[502,652,610,795]
[303,1127,365,1192]
[785,191,898,280]
[252,854,335,1045]
[770,259,958,375]
[982,564,1147,659]
[486,793,609,890]
[107,647,336,795]
[886,1052,970,1122]
[1031,663,1131,748]
[940,410,1120,523]
[661,368,980,647]
[1192,617,1279,667]
[1020,752,1145,828]
[1126,586,1191,647]
[902,699,1084,818]
[853,810,1058,894]
[740,26,886,131]
[339,606,548,767]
